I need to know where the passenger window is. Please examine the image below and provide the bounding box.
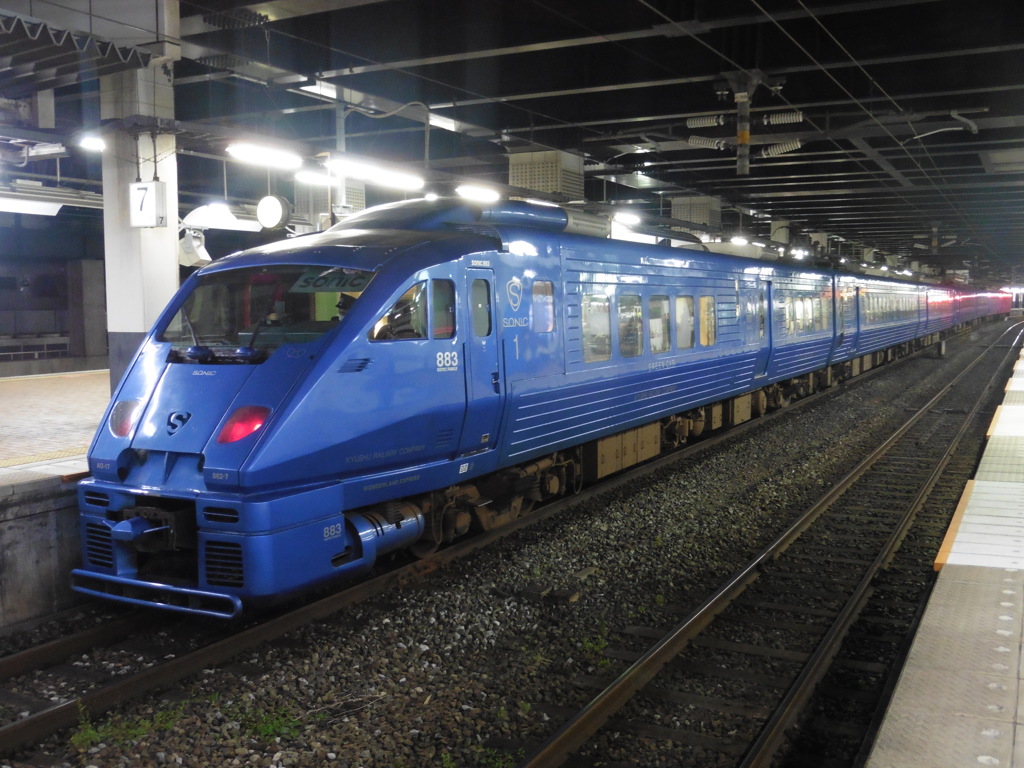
[471,279,492,337]
[758,291,766,338]
[370,282,427,341]
[532,281,555,333]
[582,294,611,363]
[676,296,695,349]
[618,295,642,358]
[650,295,670,353]
[699,296,716,346]
[432,280,455,339]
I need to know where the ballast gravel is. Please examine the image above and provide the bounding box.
[2,325,1003,768]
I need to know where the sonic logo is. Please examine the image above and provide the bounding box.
[506,278,523,311]
[166,411,192,435]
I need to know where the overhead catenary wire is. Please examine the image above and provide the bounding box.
[758,0,995,258]
[629,0,946,252]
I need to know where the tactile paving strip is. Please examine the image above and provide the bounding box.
[867,567,1024,768]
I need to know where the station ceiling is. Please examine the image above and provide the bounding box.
[2,0,1024,282]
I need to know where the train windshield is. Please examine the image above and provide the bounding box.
[159,265,376,361]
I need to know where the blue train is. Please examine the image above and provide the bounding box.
[71,198,1011,618]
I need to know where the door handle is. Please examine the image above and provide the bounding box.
[491,372,500,393]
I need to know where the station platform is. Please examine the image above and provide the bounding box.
[867,346,1024,767]
[0,370,109,492]
[0,371,110,629]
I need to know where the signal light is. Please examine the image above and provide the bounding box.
[109,400,142,438]
[217,406,271,444]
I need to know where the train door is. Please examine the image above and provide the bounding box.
[753,281,771,377]
[457,269,503,456]
[827,281,842,364]
[849,287,861,351]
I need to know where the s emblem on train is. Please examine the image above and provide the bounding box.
[166,411,192,435]
[506,279,523,311]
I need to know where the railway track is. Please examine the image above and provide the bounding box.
[518,325,1022,768]
[779,343,1019,767]
[0,325,1011,762]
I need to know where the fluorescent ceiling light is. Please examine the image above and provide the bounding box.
[28,143,67,159]
[295,170,335,187]
[428,114,457,132]
[981,149,1024,174]
[731,235,749,246]
[0,197,62,215]
[182,203,262,232]
[226,142,302,170]
[456,184,500,203]
[324,157,423,191]
[299,81,338,100]
[614,212,641,226]
[78,136,105,152]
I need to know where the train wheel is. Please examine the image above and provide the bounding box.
[688,408,706,438]
[410,536,440,558]
[513,496,535,517]
[774,385,791,408]
[471,496,530,531]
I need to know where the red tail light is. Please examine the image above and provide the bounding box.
[109,399,143,438]
[217,406,271,444]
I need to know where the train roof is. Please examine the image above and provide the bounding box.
[200,198,998,296]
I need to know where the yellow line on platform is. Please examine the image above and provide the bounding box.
[0,447,88,468]
[934,479,975,571]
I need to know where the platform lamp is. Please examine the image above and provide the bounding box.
[256,195,292,230]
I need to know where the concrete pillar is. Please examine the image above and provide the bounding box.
[99,41,180,389]
[100,118,179,389]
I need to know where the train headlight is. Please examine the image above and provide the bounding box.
[217,406,271,444]
[109,399,143,438]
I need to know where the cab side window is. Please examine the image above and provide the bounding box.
[370,282,427,341]
[432,279,455,339]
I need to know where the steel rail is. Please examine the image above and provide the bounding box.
[0,324,1008,757]
[0,614,152,683]
[517,322,1023,768]
[0,374,822,756]
[738,327,1023,767]
[0,554,438,755]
